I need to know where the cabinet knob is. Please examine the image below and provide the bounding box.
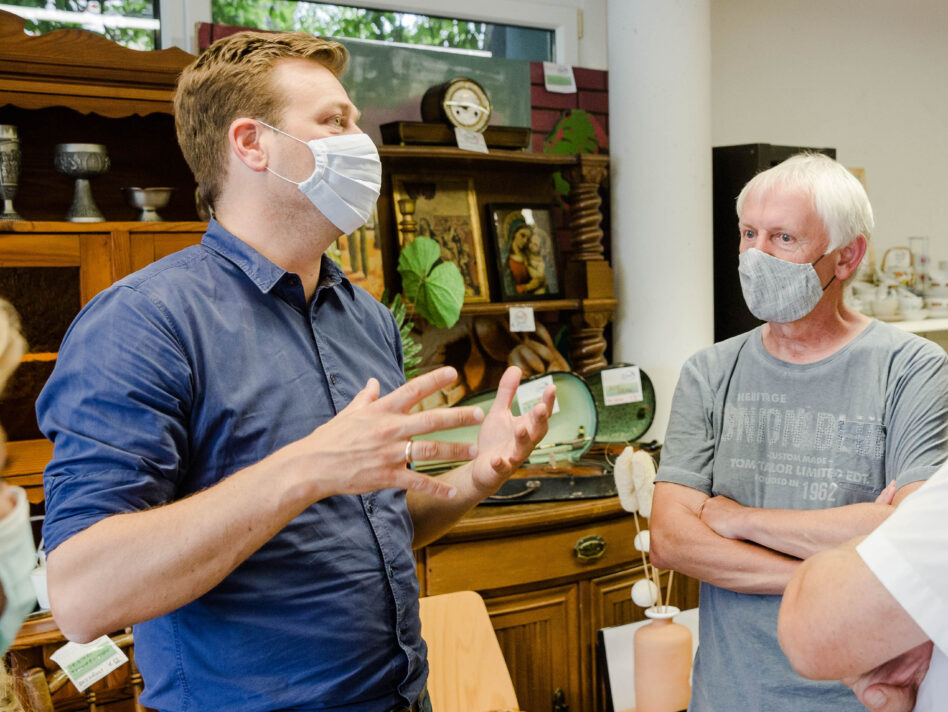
[574,534,606,561]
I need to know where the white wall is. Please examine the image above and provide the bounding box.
[711,0,948,267]
[608,0,713,443]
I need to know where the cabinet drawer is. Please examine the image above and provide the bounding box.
[425,515,641,594]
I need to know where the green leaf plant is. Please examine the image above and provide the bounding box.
[386,236,466,380]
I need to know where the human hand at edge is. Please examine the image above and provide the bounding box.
[875,480,897,505]
[469,366,555,494]
[699,494,747,540]
[844,641,933,712]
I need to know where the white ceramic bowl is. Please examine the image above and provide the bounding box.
[871,298,898,317]
[901,309,928,321]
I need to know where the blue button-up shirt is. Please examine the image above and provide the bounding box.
[38,219,425,712]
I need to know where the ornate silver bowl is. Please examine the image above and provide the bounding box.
[54,143,110,222]
[122,187,174,222]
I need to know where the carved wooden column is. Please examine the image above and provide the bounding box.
[397,197,417,246]
[570,307,614,375]
[563,153,614,375]
[564,154,609,263]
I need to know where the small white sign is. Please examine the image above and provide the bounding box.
[601,366,644,406]
[517,374,559,416]
[543,62,577,94]
[454,127,489,153]
[51,636,128,692]
[509,306,536,333]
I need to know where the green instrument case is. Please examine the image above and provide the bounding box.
[414,365,657,504]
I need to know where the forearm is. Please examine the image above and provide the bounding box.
[651,484,799,595]
[722,481,922,559]
[727,502,894,559]
[779,538,929,680]
[408,462,486,548]
[48,445,320,642]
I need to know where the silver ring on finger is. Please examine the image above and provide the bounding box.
[404,440,414,467]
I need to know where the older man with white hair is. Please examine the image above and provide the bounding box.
[650,152,948,711]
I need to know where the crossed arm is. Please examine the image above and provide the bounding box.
[47,366,554,643]
[649,479,920,595]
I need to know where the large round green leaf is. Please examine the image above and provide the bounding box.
[398,237,464,328]
[398,237,441,300]
[414,261,464,328]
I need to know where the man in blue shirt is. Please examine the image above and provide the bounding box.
[37,31,555,712]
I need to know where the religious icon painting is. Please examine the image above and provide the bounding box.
[488,203,562,301]
[392,175,491,303]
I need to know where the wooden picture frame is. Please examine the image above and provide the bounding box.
[488,203,563,301]
[327,207,385,301]
[392,175,490,303]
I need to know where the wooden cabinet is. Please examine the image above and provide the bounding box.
[417,499,700,712]
[0,222,205,510]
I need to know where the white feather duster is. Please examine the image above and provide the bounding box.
[631,449,657,518]
[612,446,638,513]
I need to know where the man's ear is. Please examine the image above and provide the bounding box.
[837,235,868,280]
[228,118,268,172]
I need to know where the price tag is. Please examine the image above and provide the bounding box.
[454,127,489,153]
[542,62,577,94]
[601,366,644,406]
[517,374,559,415]
[509,306,536,332]
[51,636,128,692]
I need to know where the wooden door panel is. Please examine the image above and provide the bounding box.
[485,584,581,712]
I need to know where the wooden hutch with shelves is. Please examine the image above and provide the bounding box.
[1,12,696,712]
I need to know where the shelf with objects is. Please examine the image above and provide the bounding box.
[847,239,948,336]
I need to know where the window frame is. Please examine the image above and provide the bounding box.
[160,0,600,67]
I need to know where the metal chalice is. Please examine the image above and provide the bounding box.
[122,186,174,221]
[54,143,110,222]
[0,124,23,221]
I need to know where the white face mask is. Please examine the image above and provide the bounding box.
[259,121,381,235]
[738,248,835,323]
[0,486,36,653]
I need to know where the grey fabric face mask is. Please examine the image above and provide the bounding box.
[738,248,834,323]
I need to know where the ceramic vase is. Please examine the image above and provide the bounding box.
[633,605,692,712]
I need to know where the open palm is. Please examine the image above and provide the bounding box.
[471,367,556,493]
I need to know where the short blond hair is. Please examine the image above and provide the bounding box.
[174,31,349,210]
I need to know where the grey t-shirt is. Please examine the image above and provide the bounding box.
[657,320,948,711]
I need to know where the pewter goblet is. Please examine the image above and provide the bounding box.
[0,124,23,221]
[122,187,174,221]
[54,143,110,222]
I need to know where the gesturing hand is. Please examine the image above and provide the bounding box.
[843,641,933,712]
[287,366,486,501]
[469,366,555,494]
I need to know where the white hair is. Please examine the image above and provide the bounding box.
[736,152,874,253]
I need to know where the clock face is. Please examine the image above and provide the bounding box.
[443,79,491,133]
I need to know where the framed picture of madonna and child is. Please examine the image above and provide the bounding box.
[487,203,563,301]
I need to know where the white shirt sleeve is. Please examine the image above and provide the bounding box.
[857,460,948,655]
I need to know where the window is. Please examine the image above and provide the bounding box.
[0,0,159,50]
[210,1,555,62]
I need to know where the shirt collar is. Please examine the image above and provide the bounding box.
[201,218,355,299]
